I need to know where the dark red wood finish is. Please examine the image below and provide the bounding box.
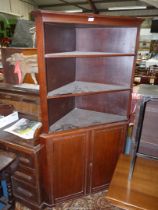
[33,10,142,133]
[32,10,142,208]
[46,58,75,91]
[90,124,127,192]
[40,122,127,206]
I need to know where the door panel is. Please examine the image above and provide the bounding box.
[51,131,89,201]
[90,124,127,192]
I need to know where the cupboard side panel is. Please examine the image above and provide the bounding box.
[46,58,76,92]
[48,97,75,129]
[44,24,76,53]
[35,16,49,132]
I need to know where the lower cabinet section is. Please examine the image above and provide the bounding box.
[41,122,127,207]
[0,122,127,209]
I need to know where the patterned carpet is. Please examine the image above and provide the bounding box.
[15,191,122,210]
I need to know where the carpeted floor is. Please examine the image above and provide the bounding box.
[15,191,122,210]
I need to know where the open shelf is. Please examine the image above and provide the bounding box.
[49,108,127,132]
[45,51,135,58]
[34,11,142,133]
[47,81,130,99]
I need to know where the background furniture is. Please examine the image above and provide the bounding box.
[0,150,16,210]
[1,48,37,84]
[107,94,158,210]
[0,85,43,210]
[0,127,44,210]
[0,83,40,120]
[106,154,158,210]
[33,10,142,207]
[132,85,158,157]
[129,97,158,180]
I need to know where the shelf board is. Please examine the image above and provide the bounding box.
[49,108,127,132]
[47,81,130,99]
[45,51,135,58]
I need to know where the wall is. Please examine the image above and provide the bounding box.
[138,18,158,55]
[140,18,158,41]
[0,0,37,20]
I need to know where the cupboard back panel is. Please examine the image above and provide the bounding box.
[48,97,75,127]
[76,27,137,53]
[44,24,76,53]
[43,24,137,54]
[76,57,134,86]
[76,91,130,116]
[46,58,76,92]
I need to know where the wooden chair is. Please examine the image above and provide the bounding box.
[0,150,16,210]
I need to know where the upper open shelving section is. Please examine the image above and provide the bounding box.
[45,56,135,95]
[32,10,143,133]
[43,24,138,55]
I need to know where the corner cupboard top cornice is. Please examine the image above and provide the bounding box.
[32,10,143,27]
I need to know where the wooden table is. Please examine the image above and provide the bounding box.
[106,154,158,210]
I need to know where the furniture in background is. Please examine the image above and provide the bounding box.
[0,124,44,210]
[0,83,40,120]
[0,150,16,210]
[129,97,158,179]
[134,62,158,85]
[0,49,4,82]
[1,47,37,84]
[106,154,158,210]
[0,84,44,210]
[107,95,158,210]
[132,85,158,157]
[32,10,142,208]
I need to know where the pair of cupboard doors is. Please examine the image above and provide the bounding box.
[41,121,127,205]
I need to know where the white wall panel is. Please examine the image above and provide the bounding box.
[0,0,36,19]
[140,28,158,41]
[0,0,10,13]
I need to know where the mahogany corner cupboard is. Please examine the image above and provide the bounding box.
[32,10,142,208]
